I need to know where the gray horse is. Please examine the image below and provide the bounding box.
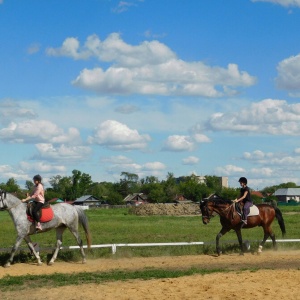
[0,190,91,267]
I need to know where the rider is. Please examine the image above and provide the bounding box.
[233,177,252,225]
[21,174,45,231]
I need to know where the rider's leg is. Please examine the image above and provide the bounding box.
[33,201,43,229]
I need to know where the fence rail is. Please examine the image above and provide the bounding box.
[1,239,300,255]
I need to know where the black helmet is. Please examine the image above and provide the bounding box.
[238,177,247,184]
[33,174,42,182]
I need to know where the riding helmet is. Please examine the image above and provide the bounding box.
[33,174,42,182]
[238,177,247,184]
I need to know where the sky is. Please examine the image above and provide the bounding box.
[1,0,300,190]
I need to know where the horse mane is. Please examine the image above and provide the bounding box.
[205,193,232,205]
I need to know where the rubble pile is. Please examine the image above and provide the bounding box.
[130,203,200,216]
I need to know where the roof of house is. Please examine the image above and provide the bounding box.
[124,193,148,202]
[73,195,100,203]
[251,191,264,198]
[274,188,300,196]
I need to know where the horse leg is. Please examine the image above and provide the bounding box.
[235,228,244,255]
[48,226,66,266]
[258,226,276,254]
[69,227,87,263]
[24,236,43,266]
[4,236,24,268]
[216,227,229,256]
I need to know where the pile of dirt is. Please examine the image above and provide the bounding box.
[130,203,200,216]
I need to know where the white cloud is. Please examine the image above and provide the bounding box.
[34,143,92,162]
[0,120,81,144]
[88,120,151,150]
[215,164,246,176]
[143,162,166,170]
[162,131,210,152]
[252,0,300,7]
[47,33,256,97]
[243,149,300,166]
[276,54,300,94]
[101,155,166,180]
[182,156,199,165]
[162,135,195,152]
[0,99,36,124]
[19,161,66,173]
[207,99,300,135]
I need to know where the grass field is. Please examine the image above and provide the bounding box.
[0,205,300,263]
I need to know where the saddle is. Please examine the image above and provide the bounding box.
[26,201,54,223]
[234,203,259,219]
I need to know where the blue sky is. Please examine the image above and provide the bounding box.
[1,0,300,190]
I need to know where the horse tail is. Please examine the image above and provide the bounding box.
[274,206,286,237]
[75,206,92,249]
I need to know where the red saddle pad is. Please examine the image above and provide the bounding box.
[27,206,54,223]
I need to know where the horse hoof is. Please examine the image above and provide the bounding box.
[37,262,43,266]
[4,263,11,268]
[48,261,54,266]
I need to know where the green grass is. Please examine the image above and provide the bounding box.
[0,267,231,292]
[0,206,300,263]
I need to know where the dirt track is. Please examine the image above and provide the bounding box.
[1,250,300,300]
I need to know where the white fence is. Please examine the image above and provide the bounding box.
[1,239,300,254]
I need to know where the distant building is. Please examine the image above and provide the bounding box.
[273,188,300,203]
[124,193,148,206]
[73,195,100,206]
[195,176,228,188]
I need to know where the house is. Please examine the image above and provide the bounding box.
[73,195,101,206]
[174,194,193,204]
[273,188,300,203]
[124,193,148,206]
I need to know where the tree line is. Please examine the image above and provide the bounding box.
[0,170,298,205]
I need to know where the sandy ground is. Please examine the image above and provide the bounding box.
[1,250,300,300]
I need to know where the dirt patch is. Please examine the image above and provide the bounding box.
[1,250,300,300]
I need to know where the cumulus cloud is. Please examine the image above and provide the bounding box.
[0,120,81,144]
[0,99,36,124]
[206,99,300,135]
[143,162,166,170]
[162,131,210,152]
[252,0,300,7]
[47,33,256,97]
[88,120,151,150]
[34,143,92,162]
[162,135,195,152]
[101,155,166,179]
[276,54,300,95]
[243,149,300,166]
[19,161,66,173]
[215,164,246,176]
[182,156,199,165]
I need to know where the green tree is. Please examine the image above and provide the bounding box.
[118,172,140,197]
[162,172,179,203]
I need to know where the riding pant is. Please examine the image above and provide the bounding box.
[243,201,253,220]
[32,201,43,223]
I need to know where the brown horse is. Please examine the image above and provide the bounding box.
[200,194,286,255]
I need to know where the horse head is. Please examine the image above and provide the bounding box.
[200,199,212,224]
[0,190,7,210]
[200,193,231,224]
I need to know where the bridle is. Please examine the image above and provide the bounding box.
[201,199,233,220]
[0,190,22,211]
